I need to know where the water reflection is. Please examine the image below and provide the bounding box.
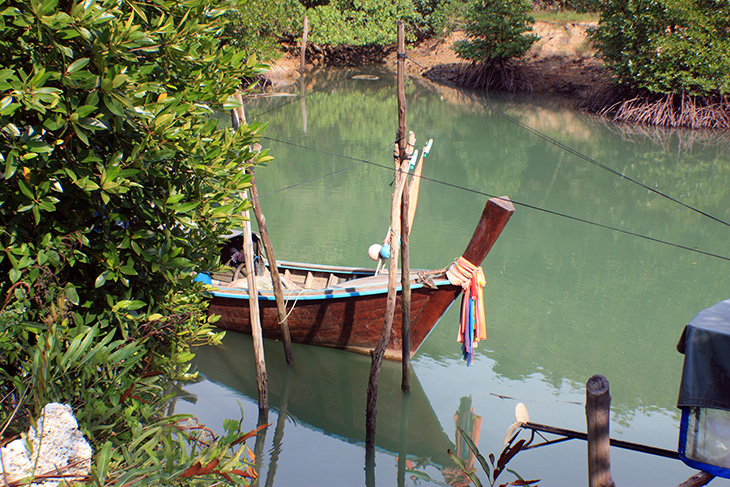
[185,333,454,484]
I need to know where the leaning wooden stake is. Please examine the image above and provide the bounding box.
[242,194,268,411]
[250,172,294,364]
[366,20,408,453]
[232,99,268,411]
[586,375,614,487]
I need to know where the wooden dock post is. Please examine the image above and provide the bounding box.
[586,374,614,487]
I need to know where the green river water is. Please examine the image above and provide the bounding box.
[176,67,730,486]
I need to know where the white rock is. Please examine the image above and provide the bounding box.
[0,403,93,486]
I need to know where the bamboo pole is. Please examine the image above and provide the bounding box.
[249,172,294,364]
[586,375,614,487]
[520,421,679,459]
[366,19,407,454]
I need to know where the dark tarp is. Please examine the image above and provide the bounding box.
[677,298,730,411]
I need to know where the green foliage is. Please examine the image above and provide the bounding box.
[227,0,304,60]
[448,427,539,487]
[412,0,471,36]
[0,0,271,480]
[590,0,730,96]
[305,0,421,46]
[532,9,598,22]
[454,0,539,65]
[90,416,265,485]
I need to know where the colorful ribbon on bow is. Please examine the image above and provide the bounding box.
[446,256,487,365]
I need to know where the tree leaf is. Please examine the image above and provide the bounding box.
[66,58,90,74]
[95,271,107,288]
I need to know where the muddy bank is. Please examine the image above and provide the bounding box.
[267,21,612,107]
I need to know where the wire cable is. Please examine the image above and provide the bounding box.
[261,135,730,263]
[255,136,398,199]
[477,98,730,228]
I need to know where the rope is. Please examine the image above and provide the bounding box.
[280,287,307,324]
[447,256,487,365]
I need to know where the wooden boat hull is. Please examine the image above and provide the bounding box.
[208,276,461,360]
[205,196,514,360]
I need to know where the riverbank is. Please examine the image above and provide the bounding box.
[266,21,611,107]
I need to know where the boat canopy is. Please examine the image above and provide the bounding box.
[677,298,730,411]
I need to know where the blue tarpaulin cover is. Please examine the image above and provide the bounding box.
[677,298,730,411]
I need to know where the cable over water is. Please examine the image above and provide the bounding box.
[248,66,730,229]
[260,135,730,263]
[476,98,730,228]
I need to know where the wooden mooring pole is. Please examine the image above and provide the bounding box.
[231,99,268,411]
[586,374,614,487]
[243,195,268,411]
[397,21,411,392]
[365,19,408,454]
[300,15,308,74]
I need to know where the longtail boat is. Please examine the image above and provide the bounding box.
[201,196,514,360]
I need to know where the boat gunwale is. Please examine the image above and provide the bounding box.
[206,258,451,300]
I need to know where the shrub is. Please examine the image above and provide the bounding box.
[454,0,538,66]
[590,0,730,96]
[305,0,421,46]
[0,0,270,481]
[227,0,305,60]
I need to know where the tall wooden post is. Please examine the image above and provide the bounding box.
[300,16,309,74]
[366,19,408,455]
[398,22,411,392]
[231,100,267,411]
[250,173,294,364]
[586,375,614,487]
[243,196,268,411]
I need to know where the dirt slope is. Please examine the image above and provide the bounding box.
[388,21,609,100]
[267,21,611,102]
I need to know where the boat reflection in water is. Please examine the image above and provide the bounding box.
[186,331,457,485]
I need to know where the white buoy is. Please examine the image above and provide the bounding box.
[368,244,382,261]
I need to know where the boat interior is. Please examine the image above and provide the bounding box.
[210,232,443,293]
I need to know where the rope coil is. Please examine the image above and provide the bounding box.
[447,256,487,365]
